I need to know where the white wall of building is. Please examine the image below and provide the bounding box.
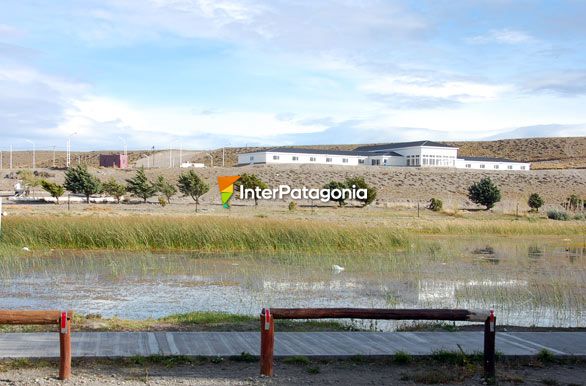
[366,155,405,166]
[455,159,530,171]
[237,146,530,170]
[239,151,366,166]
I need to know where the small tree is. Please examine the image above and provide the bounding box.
[102,177,127,204]
[238,173,268,206]
[566,194,583,212]
[40,180,65,204]
[126,167,157,203]
[17,170,40,198]
[177,170,209,212]
[467,177,501,210]
[323,180,347,207]
[345,176,377,207]
[64,164,102,203]
[528,193,544,212]
[155,175,177,203]
[428,198,443,212]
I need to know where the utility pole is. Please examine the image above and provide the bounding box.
[52,146,56,168]
[169,144,172,168]
[25,139,35,171]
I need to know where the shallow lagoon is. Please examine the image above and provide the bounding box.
[0,235,584,329]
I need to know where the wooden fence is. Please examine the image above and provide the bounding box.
[260,308,496,379]
[0,310,73,380]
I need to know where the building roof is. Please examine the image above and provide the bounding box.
[460,156,525,163]
[353,140,456,152]
[264,147,403,157]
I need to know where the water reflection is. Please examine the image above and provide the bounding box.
[0,236,583,329]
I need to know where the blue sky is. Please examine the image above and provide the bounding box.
[1,0,586,151]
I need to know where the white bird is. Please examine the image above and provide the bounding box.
[332,264,345,273]
[22,247,30,252]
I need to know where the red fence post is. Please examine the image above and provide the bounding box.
[483,309,496,380]
[260,308,274,376]
[59,311,72,380]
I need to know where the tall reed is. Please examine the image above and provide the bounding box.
[1,216,407,253]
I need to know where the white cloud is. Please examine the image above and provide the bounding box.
[72,0,428,50]
[55,96,329,148]
[467,28,534,44]
[361,75,511,103]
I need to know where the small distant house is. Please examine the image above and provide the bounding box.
[99,154,129,169]
[180,162,205,168]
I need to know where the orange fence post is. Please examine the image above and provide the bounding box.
[59,311,72,380]
[260,308,274,376]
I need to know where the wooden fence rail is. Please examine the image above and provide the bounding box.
[0,310,73,380]
[260,308,496,379]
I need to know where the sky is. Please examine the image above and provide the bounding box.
[1,0,586,151]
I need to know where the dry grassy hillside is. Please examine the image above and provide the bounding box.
[446,137,586,169]
[3,137,584,170]
[5,164,583,211]
[1,151,151,169]
[200,137,586,170]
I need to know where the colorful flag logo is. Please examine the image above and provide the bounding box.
[217,176,241,208]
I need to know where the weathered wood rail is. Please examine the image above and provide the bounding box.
[0,310,73,380]
[260,308,496,379]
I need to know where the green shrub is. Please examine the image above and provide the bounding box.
[528,193,544,212]
[468,177,501,210]
[393,351,412,364]
[345,176,377,207]
[537,349,555,363]
[288,201,297,211]
[547,209,569,221]
[283,356,311,365]
[428,198,443,212]
[40,180,65,204]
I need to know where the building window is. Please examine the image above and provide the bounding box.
[508,165,513,170]
[358,159,365,164]
[273,155,279,160]
[249,156,254,161]
[480,164,485,169]
[310,157,316,162]
[371,159,380,166]
[494,165,499,169]
[465,164,471,168]
[521,166,526,170]
[406,159,411,166]
[342,158,348,163]
[326,158,332,163]
[292,156,299,161]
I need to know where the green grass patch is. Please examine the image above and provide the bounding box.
[160,311,255,325]
[537,349,556,364]
[393,351,412,364]
[283,356,311,365]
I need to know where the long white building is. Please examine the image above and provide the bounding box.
[237,140,531,171]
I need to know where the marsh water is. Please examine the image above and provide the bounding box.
[0,236,584,329]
